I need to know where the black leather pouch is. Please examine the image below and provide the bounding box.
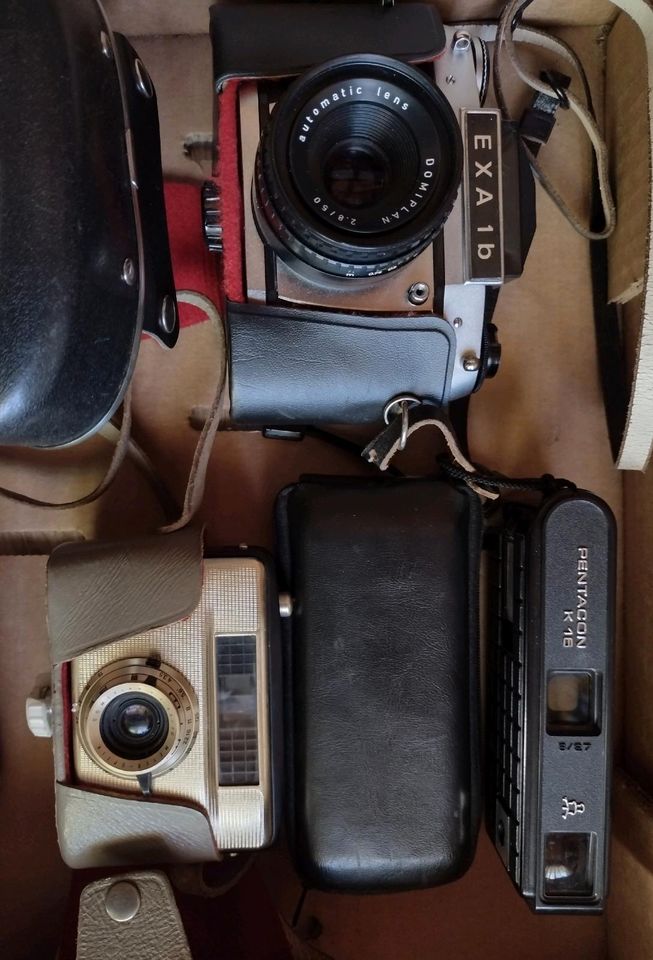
[276,477,482,892]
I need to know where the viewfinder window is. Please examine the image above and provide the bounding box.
[546,671,600,736]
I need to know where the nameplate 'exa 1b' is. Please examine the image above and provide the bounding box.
[462,109,504,284]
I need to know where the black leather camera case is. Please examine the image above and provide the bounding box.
[276,477,482,892]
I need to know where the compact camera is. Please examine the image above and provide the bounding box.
[209,2,538,424]
[32,552,282,868]
[486,490,615,913]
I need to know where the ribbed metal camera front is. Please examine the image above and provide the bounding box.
[70,558,272,851]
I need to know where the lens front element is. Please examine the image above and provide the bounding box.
[323,139,390,211]
[256,55,463,278]
[100,693,170,762]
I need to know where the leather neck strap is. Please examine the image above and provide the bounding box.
[450,4,653,470]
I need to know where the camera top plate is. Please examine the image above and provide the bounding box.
[210,2,446,89]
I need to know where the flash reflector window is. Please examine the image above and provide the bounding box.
[543,833,596,900]
[546,671,601,737]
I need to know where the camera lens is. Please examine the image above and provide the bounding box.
[121,702,155,737]
[255,54,463,278]
[100,693,169,762]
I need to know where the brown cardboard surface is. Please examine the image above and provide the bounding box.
[1,6,650,960]
[608,772,653,960]
[259,834,606,960]
[612,293,653,795]
[104,0,617,36]
[606,12,650,305]
[470,27,622,510]
[128,22,615,960]
[623,472,653,790]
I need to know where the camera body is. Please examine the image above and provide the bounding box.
[50,554,282,869]
[486,491,615,913]
[210,3,536,424]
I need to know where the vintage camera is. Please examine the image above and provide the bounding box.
[485,490,616,913]
[208,2,539,424]
[30,552,283,868]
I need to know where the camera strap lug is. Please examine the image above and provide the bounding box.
[519,70,571,156]
[382,395,421,452]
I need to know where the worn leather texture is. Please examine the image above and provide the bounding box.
[0,0,145,447]
[0,0,178,447]
[47,526,204,664]
[277,478,482,892]
[56,785,217,869]
[227,302,455,426]
[76,871,192,959]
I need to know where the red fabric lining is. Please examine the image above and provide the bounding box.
[161,79,244,327]
[60,661,73,782]
[163,181,223,327]
[215,79,245,303]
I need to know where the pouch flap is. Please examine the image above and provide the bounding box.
[227,302,455,426]
[47,526,204,664]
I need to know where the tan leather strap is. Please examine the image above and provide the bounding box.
[363,403,498,500]
[0,385,133,510]
[494,4,616,241]
[161,291,227,533]
[75,871,192,960]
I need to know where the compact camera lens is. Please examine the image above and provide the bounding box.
[255,54,463,278]
[100,693,169,762]
[120,702,155,738]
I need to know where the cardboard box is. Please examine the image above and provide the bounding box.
[2,1,652,957]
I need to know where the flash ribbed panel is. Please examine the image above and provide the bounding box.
[71,561,265,845]
[216,788,266,849]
